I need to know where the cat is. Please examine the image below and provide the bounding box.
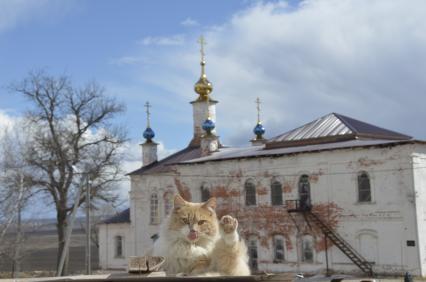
[152,194,250,276]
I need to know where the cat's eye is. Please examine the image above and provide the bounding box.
[181,218,189,224]
[198,220,207,225]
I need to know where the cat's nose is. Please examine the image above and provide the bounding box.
[187,229,198,240]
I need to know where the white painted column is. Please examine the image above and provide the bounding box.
[190,99,217,146]
[141,141,158,166]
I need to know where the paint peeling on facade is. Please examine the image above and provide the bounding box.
[99,118,426,276]
[173,177,192,201]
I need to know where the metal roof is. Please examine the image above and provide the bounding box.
[182,139,421,164]
[128,113,415,173]
[101,208,130,224]
[127,146,202,175]
[266,113,412,149]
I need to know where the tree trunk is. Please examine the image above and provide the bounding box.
[57,210,69,276]
[12,201,22,278]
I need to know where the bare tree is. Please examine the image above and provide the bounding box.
[0,126,34,278]
[10,71,127,275]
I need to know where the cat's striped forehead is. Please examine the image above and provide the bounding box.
[175,203,215,220]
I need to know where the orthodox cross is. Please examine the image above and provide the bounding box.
[144,101,151,127]
[198,35,206,61]
[256,97,261,123]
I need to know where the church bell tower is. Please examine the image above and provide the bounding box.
[189,36,219,148]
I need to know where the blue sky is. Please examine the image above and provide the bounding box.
[1,0,426,210]
[0,1,247,144]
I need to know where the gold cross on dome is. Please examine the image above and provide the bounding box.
[255,97,261,123]
[144,101,151,127]
[198,35,207,61]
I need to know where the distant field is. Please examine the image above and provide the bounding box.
[0,229,99,275]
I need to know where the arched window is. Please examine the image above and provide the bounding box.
[248,236,258,271]
[114,235,124,257]
[273,235,285,263]
[301,235,314,262]
[358,171,371,202]
[164,192,173,216]
[271,180,283,206]
[200,183,210,202]
[245,179,256,206]
[298,175,311,210]
[150,193,159,224]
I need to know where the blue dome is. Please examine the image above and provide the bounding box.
[143,127,155,140]
[253,123,265,137]
[202,118,215,134]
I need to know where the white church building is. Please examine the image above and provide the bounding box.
[98,41,426,277]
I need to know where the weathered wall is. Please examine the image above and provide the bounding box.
[123,142,425,275]
[129,173,181,257]
[412,146,426,276]
[98,223,131,269]
[173,144,422,275]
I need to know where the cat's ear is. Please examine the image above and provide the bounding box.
[202,197,217,210]
[174,194,187,209]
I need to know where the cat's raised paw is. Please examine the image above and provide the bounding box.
[220,215,238,233]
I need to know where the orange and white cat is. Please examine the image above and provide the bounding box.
[152,195,250,276]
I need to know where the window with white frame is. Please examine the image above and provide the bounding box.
[358,171,371,203]
[248,236,258,271]
[271,180,283,206]
[245,179,256,206]
[164,192,173,216]
[114,235,124,258]
[273,235,285,263]
[301,235,314,262]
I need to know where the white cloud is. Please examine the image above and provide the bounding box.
[123,140,177,165]
[181,17,199,27]
[139,34,185,46]
[132,0,426,145]
[117,141,177,200]
[0,110,15,130]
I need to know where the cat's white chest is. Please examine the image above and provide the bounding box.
[154,236,212,274]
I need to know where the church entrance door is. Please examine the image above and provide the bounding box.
[298,175,311,210]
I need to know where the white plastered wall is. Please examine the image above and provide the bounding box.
[98,223,131,269]
[173,143,424,275]
[112,142,426,275]
[412,146,426,276]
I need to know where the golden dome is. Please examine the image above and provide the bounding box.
[194,36,213,101]
[194,61,213,100]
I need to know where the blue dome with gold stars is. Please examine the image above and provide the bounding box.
[253,123,265,137]
[143,127,155,141]
[202,118,215,134]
